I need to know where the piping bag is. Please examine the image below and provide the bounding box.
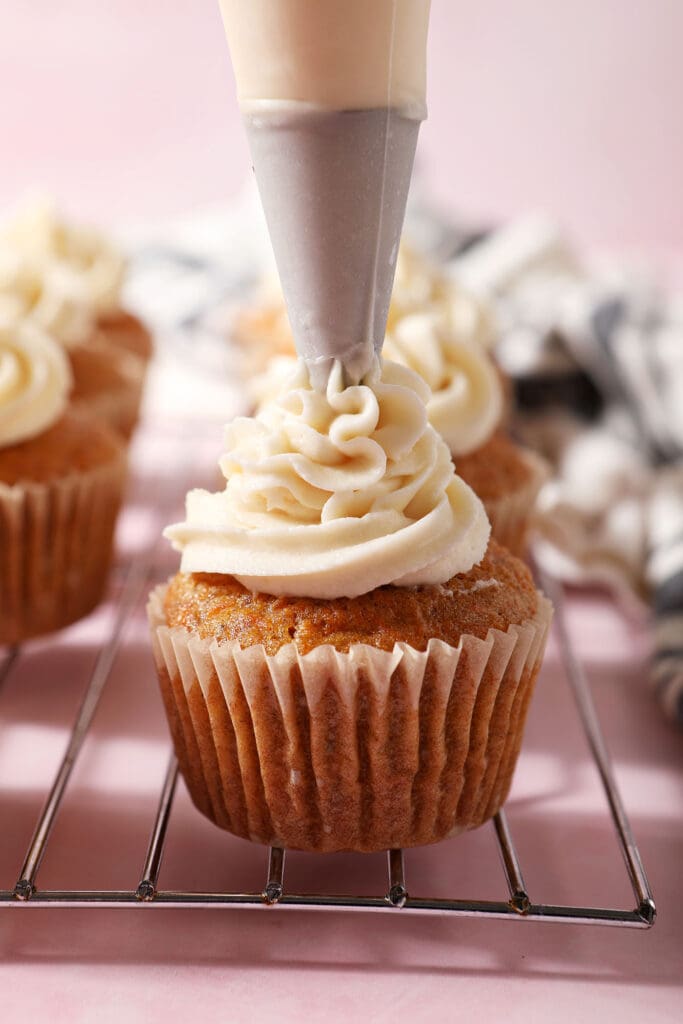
[219,0,431,389]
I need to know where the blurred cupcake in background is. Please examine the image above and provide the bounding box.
[0,197,153,366]
[384,313,547,558]
[0,209,146,441]
[0,322,127,643]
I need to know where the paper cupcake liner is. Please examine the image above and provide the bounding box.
[148,586,553,853]
[0,454,127,645]
[483,448,549,559]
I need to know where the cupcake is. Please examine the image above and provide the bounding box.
[384,313,547,557]
[149,358,551,852]
[0,198,153,366]
[0,322,127,644]
[0,246,145,440]
[232,241,497,375]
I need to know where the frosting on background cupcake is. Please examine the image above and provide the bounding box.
[0,198,126,316]
[0,321,72,446]
[383,311,503,454]
[0,247,94,349]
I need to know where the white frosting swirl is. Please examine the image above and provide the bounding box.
[165,357,489,598]
[0,199,125,315]
[384,313,503,455]
[0,322,72,447]
[387,243,496,350]
[0,248,94,349]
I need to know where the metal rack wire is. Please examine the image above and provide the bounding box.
[0,434,656,927]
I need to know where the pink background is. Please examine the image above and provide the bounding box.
[1,4,682,1021]
[1,0,682,255]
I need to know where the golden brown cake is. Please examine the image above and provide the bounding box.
[0,323,127,644]
[455,433,548,558]
[69,342,144,440]
[97,309,154,365]
[164,540,537,653]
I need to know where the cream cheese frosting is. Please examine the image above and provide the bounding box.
[0,248,94,349]
[383,312,504,455]
[0,322,72,448]
[0,199,126,315]
[387,243,496,349]
[219,0,431,118]
[166,357,489,598]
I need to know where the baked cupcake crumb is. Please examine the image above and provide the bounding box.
[163,540,537,655]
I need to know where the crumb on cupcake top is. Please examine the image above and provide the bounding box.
[163,539,537,655]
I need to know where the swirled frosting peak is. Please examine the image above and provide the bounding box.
[0,322,72,447]
[1,198,125,315]
[0,248,94,349]
[387,243,496,350]
[384,313,503,455]
[165,357,490,598]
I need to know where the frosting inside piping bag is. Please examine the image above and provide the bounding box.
[220,0,432,388]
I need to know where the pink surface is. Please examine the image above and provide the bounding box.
[1,2,682,1019]
[0,417,681,1023]
[2,0,683,258]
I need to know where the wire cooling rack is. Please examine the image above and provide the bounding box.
[0,422,656,928]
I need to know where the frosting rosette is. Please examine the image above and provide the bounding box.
[0,248,94,349]
[0,321,72,447]
[165,357,490,598]
[1,199,125,315]
[387,243,496,350]
[384,312,503,455]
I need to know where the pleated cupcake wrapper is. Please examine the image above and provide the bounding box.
[483,448,550,559]
[0,455,127,644]
[148,586,553,853]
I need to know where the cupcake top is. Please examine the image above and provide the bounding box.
[0,198,126,316]
[164,539,537,654]
[166,356,490,599]
[0,321,72,448]
[0,247,94,349]
[383,312,504,455]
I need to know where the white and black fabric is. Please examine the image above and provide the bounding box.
[453,218,683,725]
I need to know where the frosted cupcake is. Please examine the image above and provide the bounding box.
[0,323,127,644]
[149,358,552,852]
[383,313,547,557]
[0,198,153,365]
[0,246,145,440]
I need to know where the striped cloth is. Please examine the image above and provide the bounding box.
[452,218,683,725]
